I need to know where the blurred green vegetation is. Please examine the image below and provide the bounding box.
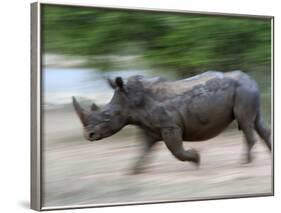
[42,5,272,124]
[42,5,271,74]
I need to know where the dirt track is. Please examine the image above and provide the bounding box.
[42,107,272,208]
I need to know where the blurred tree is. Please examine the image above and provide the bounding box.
[42,5,271,76]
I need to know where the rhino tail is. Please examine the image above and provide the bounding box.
[255,112,271,151]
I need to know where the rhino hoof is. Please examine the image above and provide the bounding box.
[188,149,200,166]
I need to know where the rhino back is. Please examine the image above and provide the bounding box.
[144,71,225,101]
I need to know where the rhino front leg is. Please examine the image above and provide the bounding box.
[130,131,159,174]
[161,127,200,165]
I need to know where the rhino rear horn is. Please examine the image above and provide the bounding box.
[72,96,89,126]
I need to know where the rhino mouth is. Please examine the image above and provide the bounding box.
[87,132,103,141]
[89,136,103,141]
[93,137,103,141]
[86,133,102,142]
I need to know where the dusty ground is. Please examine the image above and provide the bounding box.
[42,107,273,208]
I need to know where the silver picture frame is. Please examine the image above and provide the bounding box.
[31,1,274,211]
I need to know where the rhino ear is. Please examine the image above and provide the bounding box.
[106,76,126,91]
[115,77,125,90]
[91,102,100,111]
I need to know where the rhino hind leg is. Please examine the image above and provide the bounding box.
[233,86,259,163]
[241,125,257,163]
[235,116,257,163]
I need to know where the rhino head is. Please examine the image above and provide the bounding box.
[72,77,137,142]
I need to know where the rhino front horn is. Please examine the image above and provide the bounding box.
[72,96,88,126]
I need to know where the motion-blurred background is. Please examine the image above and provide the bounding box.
[41,4,272,208]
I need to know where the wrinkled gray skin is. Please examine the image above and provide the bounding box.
[73,71,271,174]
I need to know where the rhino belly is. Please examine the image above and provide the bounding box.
[183,119,234,141]
[182,104,234,141]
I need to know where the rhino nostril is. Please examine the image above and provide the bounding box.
[89,132,95,139]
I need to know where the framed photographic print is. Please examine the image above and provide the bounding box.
[31,1,274,211]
